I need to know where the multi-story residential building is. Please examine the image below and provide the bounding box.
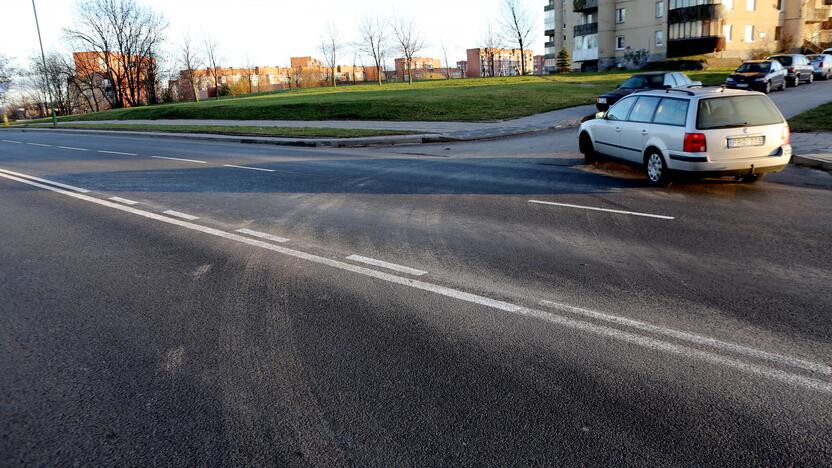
[70,51,157,112]
[543,0,832,71]
[464,48,535,77]
[394,57,442,80]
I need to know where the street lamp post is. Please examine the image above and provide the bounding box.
[32,0,57,128]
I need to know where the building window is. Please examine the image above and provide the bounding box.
[616,8,626,23]
[564,35,567,41]
[656,1,665,17]
[723,24,733,42]
[723,0,733,10]
[616,36,626,50]
[776,0,783,10]
[656,30,665,47]
[775,26,782,40]
[746,0,755,10]
[744,25,755,42]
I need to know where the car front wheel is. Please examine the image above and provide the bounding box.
[645,150,671,187]
[763,81,771,94]
[792,76,800,87]
[808,73,814,84]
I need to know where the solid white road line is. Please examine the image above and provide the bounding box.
[2,168,831,394]
[109,197,140,206]
[224,164,276,173]
[346,255,428,277]
[151,156,207,164]
[236,228,290,243]
[98,150,137,156]
[57,146,89,152]
[529,200,675,220]
[2,140,23,144]
[27,143,51,147]
[0,168,90,193]
[539,300,832,376]
[162,210,200,221]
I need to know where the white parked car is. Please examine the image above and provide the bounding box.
[578,88,791,186]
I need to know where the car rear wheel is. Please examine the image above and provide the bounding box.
[645,150,671,187]
[764,81,771,94]
[792,76,800,87]
[579,132,597,164]
[780,78,788,91]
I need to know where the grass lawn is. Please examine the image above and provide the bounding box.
[11,123,414,138]
[788,102,832,132]
[34,71,731,123]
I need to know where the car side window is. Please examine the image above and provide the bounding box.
[652,98,690,126]
[606,97,636,121]
[628,96,661,123]
[663,74,677,87]
[675,73,690,85]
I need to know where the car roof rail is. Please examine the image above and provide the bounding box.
[665,88,696,96]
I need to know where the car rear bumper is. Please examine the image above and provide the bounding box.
[667,146,792,176]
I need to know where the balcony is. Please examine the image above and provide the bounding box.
[669,4,724,24]
[573,0,598,12]
[572,47,599,62]
[804,7,832,23]
[667,36,727,57]
[574,22,598,36]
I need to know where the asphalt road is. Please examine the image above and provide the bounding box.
[1,126,831,465]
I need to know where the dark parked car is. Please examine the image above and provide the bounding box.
[767,54,814,86]
[807,54,832,80]
[725,60,787,93]
[595,72,701,111]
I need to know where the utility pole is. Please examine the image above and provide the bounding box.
[32,0,57,127]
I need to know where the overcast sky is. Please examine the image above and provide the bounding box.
[4,0,543,71]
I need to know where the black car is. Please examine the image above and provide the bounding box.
[595,72,701,111]
[767,54,814,87]
[725,60,787,93]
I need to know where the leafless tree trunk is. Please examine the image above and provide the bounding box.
[500,0,535,76]
[483,24,504,77]
[27,53,73,115]
[391,17,425,85]
[440,39,452,80]
[178,35,202,102]
[358,17,390,86]
[203,36,223,99]
[65,0,167,108]
[319,25,341,88]
[245,55,256,94]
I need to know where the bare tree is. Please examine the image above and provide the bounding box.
[26,53,73,116]
[483,24,504,77]
[319,24,341,88]
[500,0,536,76]
[357,17,390,86]
[440,39,452,80]
[244,55,256,93]
[0,55,14,112]
[178,35,202,102]
[390,17,425,85]
[65,0,167,108]
[203,36,223,99]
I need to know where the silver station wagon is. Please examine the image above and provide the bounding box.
[578,87,791,186]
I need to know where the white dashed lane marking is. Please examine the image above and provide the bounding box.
[529,200,675,220]
[346,255,427,276]
[2,140,23,144]
[27,143,51,147]
[109,197,140,206]
[162,210,200,220]
[98,150,137,156]
[151,156,207,164]
[236,228,290,243]
[57,146,89,152]
[224,164,276,173]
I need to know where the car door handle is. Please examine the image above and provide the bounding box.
[615,127,621,132]
[641,130,648,136]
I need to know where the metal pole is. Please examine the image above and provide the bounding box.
[32,0,57,128]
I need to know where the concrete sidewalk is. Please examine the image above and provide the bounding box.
[792,132,832,172]
[49,105,597,140]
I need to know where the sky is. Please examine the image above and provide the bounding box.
[3,0,544,72]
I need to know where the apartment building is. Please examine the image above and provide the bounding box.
[71,51,157,112]
[394,57,442,80]
[544,0,832,71]
[465,48,535,77]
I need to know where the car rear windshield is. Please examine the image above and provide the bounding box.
[696,96,783,130]
[620,75,664,89]
[770,56,793,66]
[737,62,770,72]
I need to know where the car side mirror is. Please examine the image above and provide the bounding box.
[595,111,607,120]
[663,84,673,89]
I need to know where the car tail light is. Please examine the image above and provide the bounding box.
[782,126,790,145]
[684,133,707,153]
[788,67,796,73]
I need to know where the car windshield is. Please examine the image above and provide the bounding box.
[697,95,784,130]
[620,75,664,89]
[770,56,793,66]
[736,63,770,73]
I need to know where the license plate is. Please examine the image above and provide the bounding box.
[598,98,607,104]
[736,83,749,88]
[728,136,765,148]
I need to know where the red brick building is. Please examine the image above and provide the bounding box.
[465,48,534,78]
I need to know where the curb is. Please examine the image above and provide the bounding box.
[793,154,832,172]
[11,127,442,148]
